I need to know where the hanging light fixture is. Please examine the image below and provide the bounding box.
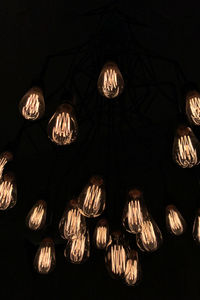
[78,175,106,218]
[47,103,78,146]
[19,86,45,120]
[34,238,56,274]
[93,219,110,250]
[166,205,186,236]
[26,200,47,231]
[172,124,200,168]
[124,250,141,286]
[97,61,124,99]
[0,172,17,210]
[186,90,200,126]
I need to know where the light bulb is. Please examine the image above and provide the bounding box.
[186,90,200,125]
[105,231,128,279]
[136,214,163,252]
[59,199,86,240]
[97,61,124,99]
[124,250,141,286]
[122,188,147,234]
[34,238,56,274]
[19,86,45,120]
[47,103,78,146]
[172,125,200,168]
[166,205,186,236]
[0,173,17,210]
[93,219,110,249]
[78,175,106,218]
[26,200,47,231]
[64,230,90,264]
[193,209,200,244]
[0,151,13,179]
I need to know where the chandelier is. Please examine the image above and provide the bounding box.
[1,4,200,287]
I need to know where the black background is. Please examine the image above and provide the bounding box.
[1,0,200,299]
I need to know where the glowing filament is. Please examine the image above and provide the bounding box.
[70,234,86,263]
[96,226,108,248]
[64,209,82,238]
[125,259,138,286]
[37,247,52,274]
[128,200,143,233]
[22,94,40,120]
[177,135,197,168]
[52,112,73,145]
[0,157,8,179]
[168,209,184,235]
[188,97,200,125]
[28,204,45,230]
[140,220,157,251]
[110,245,126,276]
[83,185,102,215]
[193,216,200,243]
[102,69,119,98]
[0,180,13,210]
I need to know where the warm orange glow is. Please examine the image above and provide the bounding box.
[177,135,197,167]
[0,180,13,210]
[63,208,82,238]
[168,209,184,235]
[52,112,73,144]
[102,69,119,98]
[83,185,102,214]
[110,245,126,276]
[140,220,157,250]
[28,202,46,230]
[22,94,40,120]
[70,234,86,263]
[125,258,138,286]
[37,246,52,274]
[0,157,8,179]
[96,226,108,248]
[127,200,143,233]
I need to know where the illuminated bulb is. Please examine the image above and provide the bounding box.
[26,200,47,231]
[93,219,110,249]
[64,230,90,264]
[78,175,106,218]
[0,173,17,210]
[34,238,56,274]
[0,151,13,179]
[172,125,200,168]
[105,231,128,279]
[166,205,186,236]
[124,250,141,286]
[97,61,124,99]
[59,199,86,240]
[136,214,163,252]
[122,188,147,234]
[47,103,78,146]
[193,209,200,244]
[186,90,200,125]
[19,86,45,120]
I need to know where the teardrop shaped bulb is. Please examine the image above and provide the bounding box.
[34,238,56,274]
[186,90,200,125]
[64,230,90,264]
[0,151,13,179]
[78,175,106,218]
[26,200,47,231]
[105,231,128,279]
[124,250,141,286]
[93,219,110,249]
[172,125,200,168]
[97,61,124,99]
[19,86,45,120]
[59,199,86,240]
[0,173,17,210]
[136,214,163,252]
[166,205,186,236]
[122,188,148,234]
[47,103,78,146]
[193,209,200,244]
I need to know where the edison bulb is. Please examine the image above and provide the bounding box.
[0,151,13,179]
[172,125,200,168]
[186,90,200,125]
[26,200,47,231]
[47,103,78,146]
[193,209,200,244]
[93,219,110,249]
[136,214,163,252]
[124,250,141,286]
[59,199,86,240]
[166,205,186,236]
[34,238,56,274]
[19,86,45,120]
[105,231,128,279]
[97,61,124,99]
[122,188,147,234]
[64,230,90,264]
[0,173,17,210]
[78,175,106,218]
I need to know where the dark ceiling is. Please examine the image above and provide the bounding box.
[1,0,200,299]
